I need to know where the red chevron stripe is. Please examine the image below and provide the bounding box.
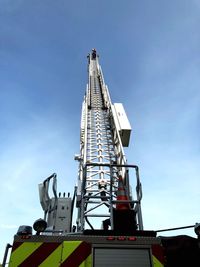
[152,244,165,264]
[19,242,61,267]
[60,242,91,267]
[11,242,23,252]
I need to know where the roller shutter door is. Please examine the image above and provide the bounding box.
[93,248,151,267]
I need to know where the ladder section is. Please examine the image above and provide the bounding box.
[76,49,143,232]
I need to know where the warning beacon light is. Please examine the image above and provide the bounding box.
[17,225,32,236]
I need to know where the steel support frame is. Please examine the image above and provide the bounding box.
[77,52,143,231]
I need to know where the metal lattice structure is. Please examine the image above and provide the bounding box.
[75,49,143,232]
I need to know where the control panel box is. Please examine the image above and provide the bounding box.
[112,103,132,147]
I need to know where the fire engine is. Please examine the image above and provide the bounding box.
[2,49,200,267]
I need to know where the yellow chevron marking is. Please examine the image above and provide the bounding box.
[153,255,164,267]
[8,242,43,267]
[61,241,82,263]
[39,241,91,267]
[79,253,92,267]
[38,244,62,267]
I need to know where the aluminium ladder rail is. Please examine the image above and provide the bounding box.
[76,50,143,231]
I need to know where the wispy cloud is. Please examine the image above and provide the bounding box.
[0,224,18,229]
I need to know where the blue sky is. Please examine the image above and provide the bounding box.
[0,0,200,261]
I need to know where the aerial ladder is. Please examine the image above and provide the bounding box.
[75,48,143,233]
[4,49,200,267]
